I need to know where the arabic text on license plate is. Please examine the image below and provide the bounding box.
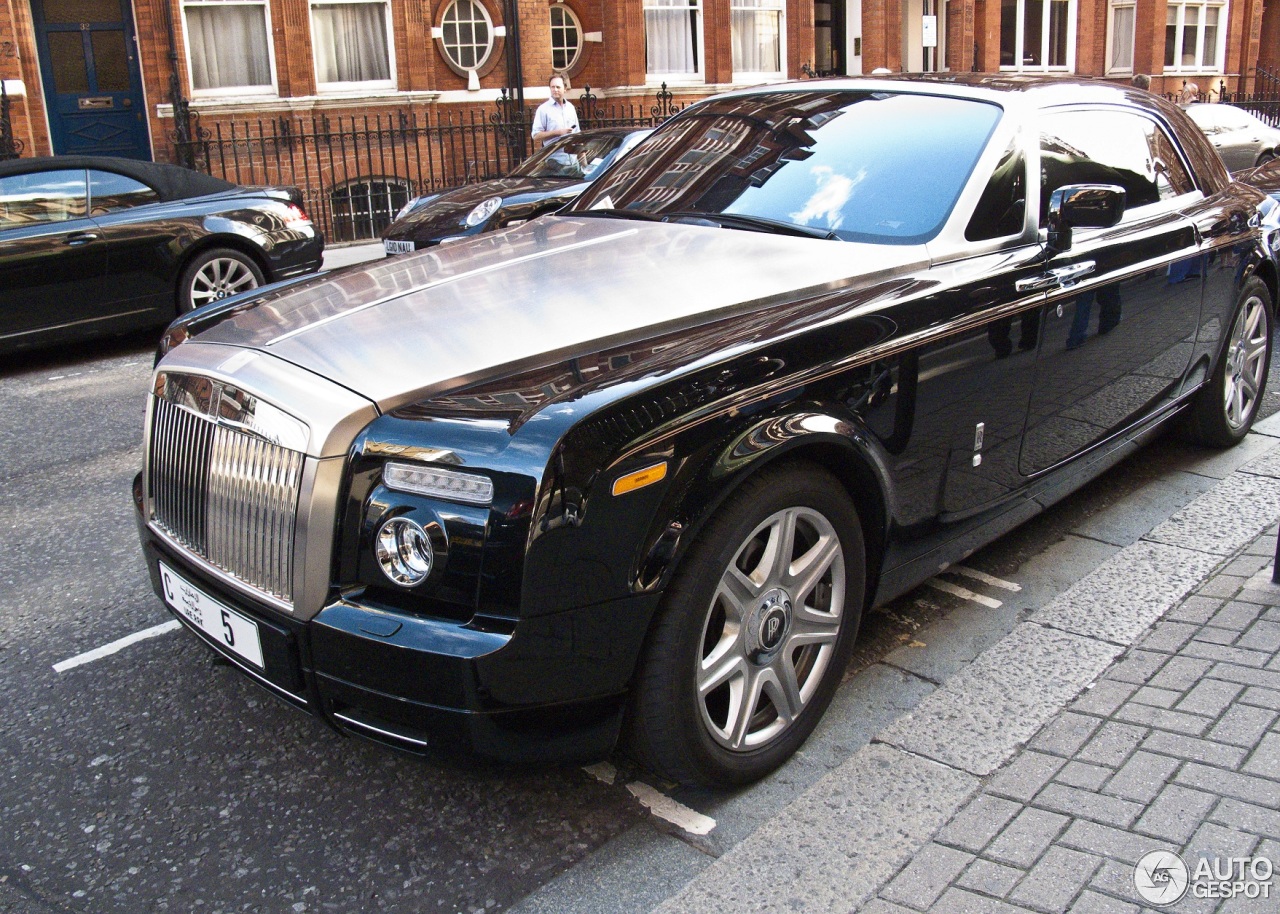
[158,560,265,669]
[384,239,415,254]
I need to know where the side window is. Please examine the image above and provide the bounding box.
[1144,121,1194,198]
[0,170,88,228]
[89,171,161,214]
[966,140,1027,241]
[1038,110,1189,223]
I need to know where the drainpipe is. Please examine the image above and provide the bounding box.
[160,0,194,166]
[505,0,525,113]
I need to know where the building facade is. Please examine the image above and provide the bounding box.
[1,0,1273,240]
[1,0,1275,165]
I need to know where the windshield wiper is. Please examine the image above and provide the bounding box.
[663,211,840,240]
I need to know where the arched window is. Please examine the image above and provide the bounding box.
[550,5,583,72]
[441,0,494,71]
[330,177,411,241]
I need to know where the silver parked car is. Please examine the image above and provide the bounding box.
[1186,103,1280,172]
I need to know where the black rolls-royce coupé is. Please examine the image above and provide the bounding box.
[135,77,1275,788]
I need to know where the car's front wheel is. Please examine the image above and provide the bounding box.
[1187,276,1273,447]
[627,461,865,787]
[178,247,265,313]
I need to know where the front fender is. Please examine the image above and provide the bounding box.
[631,407,895,603]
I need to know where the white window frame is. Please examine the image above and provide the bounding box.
[440,0,495,73]
[730,0,786,82]
[310,0,396,93]
[643,0,705,85]
[1000,0,1077,73]
[1105,0,1135,75]
[181,0,278,98]
[1164,1,1228,74]
[550,4,583,72]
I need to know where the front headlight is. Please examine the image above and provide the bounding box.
[383,462,494,506]
[393,196,423,222]
[465,196,503,228]
[375,517,434,587]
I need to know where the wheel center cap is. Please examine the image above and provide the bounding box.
[748,588,793,662]
[1231,342,1246,374]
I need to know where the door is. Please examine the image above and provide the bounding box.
[0,168,110,348]
[31,0,150,160]
[1020,108,1205,475]
[903,0,945,72]
[814,1,846,76]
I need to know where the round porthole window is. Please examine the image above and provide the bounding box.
[550,5,583,72]
[441,0,494,71]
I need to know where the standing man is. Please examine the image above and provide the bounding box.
[532,74,579,148]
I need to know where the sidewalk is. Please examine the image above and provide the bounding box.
[650,428,1280,914]
[867,528,1280,914]
[321,241,383,271]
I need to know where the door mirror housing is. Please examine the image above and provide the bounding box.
[1045,184,1126,256]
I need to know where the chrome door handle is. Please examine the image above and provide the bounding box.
[1015,261,1095,293]
[1016,273,1058,292]
[1048,261,1096,286]
[65,231,100,245]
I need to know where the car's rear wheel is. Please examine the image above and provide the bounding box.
[1257,151,1276,166]
[1186,277,1273,447]
[178,248,265,313]
[627,461,865,787]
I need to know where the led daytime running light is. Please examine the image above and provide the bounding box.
[384,462,494,505]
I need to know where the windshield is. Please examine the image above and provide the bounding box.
[570,91,1003,244]
[513,132,629,181]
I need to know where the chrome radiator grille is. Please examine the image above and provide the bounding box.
[148,394,305,604]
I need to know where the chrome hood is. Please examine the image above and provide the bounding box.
[186,216,928,410]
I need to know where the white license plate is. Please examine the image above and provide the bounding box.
[158,560,265,669]
[384,239,415,254]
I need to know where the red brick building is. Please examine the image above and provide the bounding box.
[1,0,1273,236]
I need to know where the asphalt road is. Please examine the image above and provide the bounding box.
[1,312,1277,914]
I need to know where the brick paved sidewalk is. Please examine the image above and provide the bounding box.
[869,527,1280,914]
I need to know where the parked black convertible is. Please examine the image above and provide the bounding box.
[0,156,323,353]
[135,77,1275,788]
[380,127,651,254]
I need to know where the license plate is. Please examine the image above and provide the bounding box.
[384,239,415,254]
[158,560,265,669]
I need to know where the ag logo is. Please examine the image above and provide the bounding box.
[1134,850,1190,905]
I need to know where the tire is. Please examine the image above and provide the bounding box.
[177,247,265,313]
[626,461,866,787]
[1186,277,1273,447]
[1257,151,1276,166]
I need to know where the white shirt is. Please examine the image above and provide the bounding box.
[532,98,579,147]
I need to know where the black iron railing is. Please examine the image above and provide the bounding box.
[1229,65,1280,127]
[0,81,23,161]
[176,86,684,242]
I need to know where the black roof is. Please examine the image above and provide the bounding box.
[0,156,237,201]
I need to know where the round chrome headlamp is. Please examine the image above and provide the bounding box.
[375,517,434,587]
[465,196,502,227]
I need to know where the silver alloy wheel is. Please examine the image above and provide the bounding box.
[1223,291,1269,430]
[696,505,845,751]
[189,255,260,308]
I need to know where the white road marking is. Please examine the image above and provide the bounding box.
[52,621,182,673]
[582,762,618,785]
[924,578,1002,609]
[951,566,1022,592]
[626,782,716,836]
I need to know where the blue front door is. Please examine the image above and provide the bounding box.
[32,0,150,160]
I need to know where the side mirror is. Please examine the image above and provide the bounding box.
[1045,184,1126,256]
